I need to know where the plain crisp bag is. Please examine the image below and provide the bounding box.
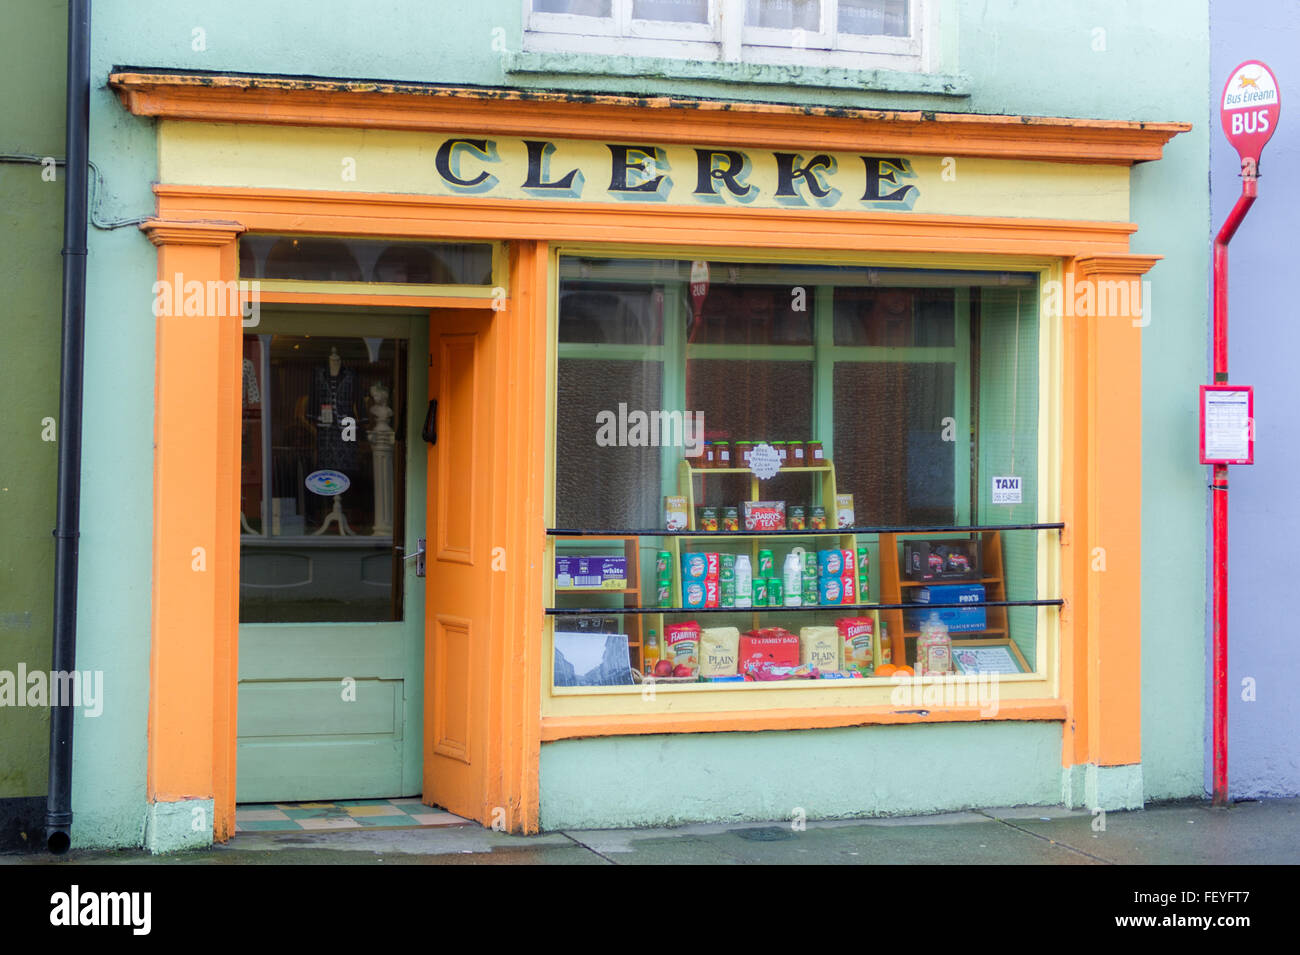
[699,626,740,678]
[799,625,841,672]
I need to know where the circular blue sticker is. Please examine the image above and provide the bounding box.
[305,469,351,496]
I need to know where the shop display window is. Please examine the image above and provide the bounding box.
[551,254,1050,693]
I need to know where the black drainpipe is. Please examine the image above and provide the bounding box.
[46,0,91,855]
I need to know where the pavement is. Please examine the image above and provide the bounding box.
[6,797,1298,864]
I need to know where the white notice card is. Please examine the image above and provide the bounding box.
[1203,389,1251,462]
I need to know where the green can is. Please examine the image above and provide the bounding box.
[657,582,673,608]
[720,580,736,608]
[802,573,819,606]
[656,551,672,579]
[856,547,869,571]
[757,549,775,577]
[720,553,736,581]
[768,577,784,606]
[753,577,769,607]
[803,550,818,576]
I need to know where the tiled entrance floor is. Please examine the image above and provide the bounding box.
[235,798,469,832]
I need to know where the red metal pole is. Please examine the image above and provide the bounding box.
[1211,164,1257,808]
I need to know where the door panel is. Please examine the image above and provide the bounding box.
[236,313,426,803]
[423,310,495,818]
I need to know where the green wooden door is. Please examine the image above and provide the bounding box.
[235,310,427,803]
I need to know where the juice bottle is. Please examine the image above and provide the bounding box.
[643,630,660,676]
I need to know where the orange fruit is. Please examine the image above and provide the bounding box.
[894,665,914,676]
[875,664,897,677]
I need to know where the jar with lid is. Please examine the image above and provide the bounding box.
[788,441,806,467]
[734,440,755,468]
[714,441,731,469]
[701,442,715,469]
[806,440,825,465]
[772,441,788,466]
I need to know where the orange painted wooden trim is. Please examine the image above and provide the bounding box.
[541,700,1070,741]
[256,290,500,309]
[155,185,1139,258]
[110,71,1188,164]
[142,218,243,843]
[1059,257,1153,771]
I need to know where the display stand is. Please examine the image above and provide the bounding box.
[637,457,881,671]
[876,529,1029,670]
[553,535,645,671]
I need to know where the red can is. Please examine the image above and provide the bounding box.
[842,549,855,574]
[705,552,721,580]
[705,578,721,608]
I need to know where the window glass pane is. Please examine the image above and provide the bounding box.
[833,360,955,525]
[535,0,612,14]
[240,236,494,285]
[692,277,813,345]
[559,282,665,345]
[834,287,955,347]
[746,0,821,30]
[839,0,909,37]
[634,0,709,22]
[239,334,407,622]
[556,359,665,529]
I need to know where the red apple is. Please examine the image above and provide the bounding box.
[673,664,694,678]
[654,659,674,677]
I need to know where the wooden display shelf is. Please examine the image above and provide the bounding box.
[553,535,646,672]
[663,455,881,670]
[878,529,1013,667]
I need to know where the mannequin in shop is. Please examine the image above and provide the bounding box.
[311,346,358,536]
[367,381,395,536]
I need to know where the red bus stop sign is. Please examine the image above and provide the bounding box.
[1221,60,1281,169]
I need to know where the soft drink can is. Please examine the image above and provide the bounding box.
[768,578,783,606]
[758,549,775,577]
[801,574,819,606]
[657,583,673,607]
[753,577,769,607]
[655,551,672,578]
[842,549,855,574]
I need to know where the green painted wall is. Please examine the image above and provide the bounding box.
[68,0,1209,844]
[540,722,1062,830]
[0,0,67,832]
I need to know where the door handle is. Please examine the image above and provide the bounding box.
[400,538,427,577]
[422,400,437,445]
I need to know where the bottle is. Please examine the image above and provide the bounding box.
[916,611,952,677]
[782,550,803,606]
[643,630,660,676]
[734,554,753,608]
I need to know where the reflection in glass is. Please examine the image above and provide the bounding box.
[839,0,908,37]
[535,0,612,14]
[239,334,407,622]
[746,0,821,30]
[634,0,710,23]
[239,235,493,286]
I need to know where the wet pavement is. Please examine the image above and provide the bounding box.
[7,797,1297,865]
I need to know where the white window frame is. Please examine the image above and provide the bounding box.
[523,0,933,72]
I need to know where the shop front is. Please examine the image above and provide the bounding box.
[111,72,1186,838]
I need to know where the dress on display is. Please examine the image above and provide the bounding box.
[312,365,359,473]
